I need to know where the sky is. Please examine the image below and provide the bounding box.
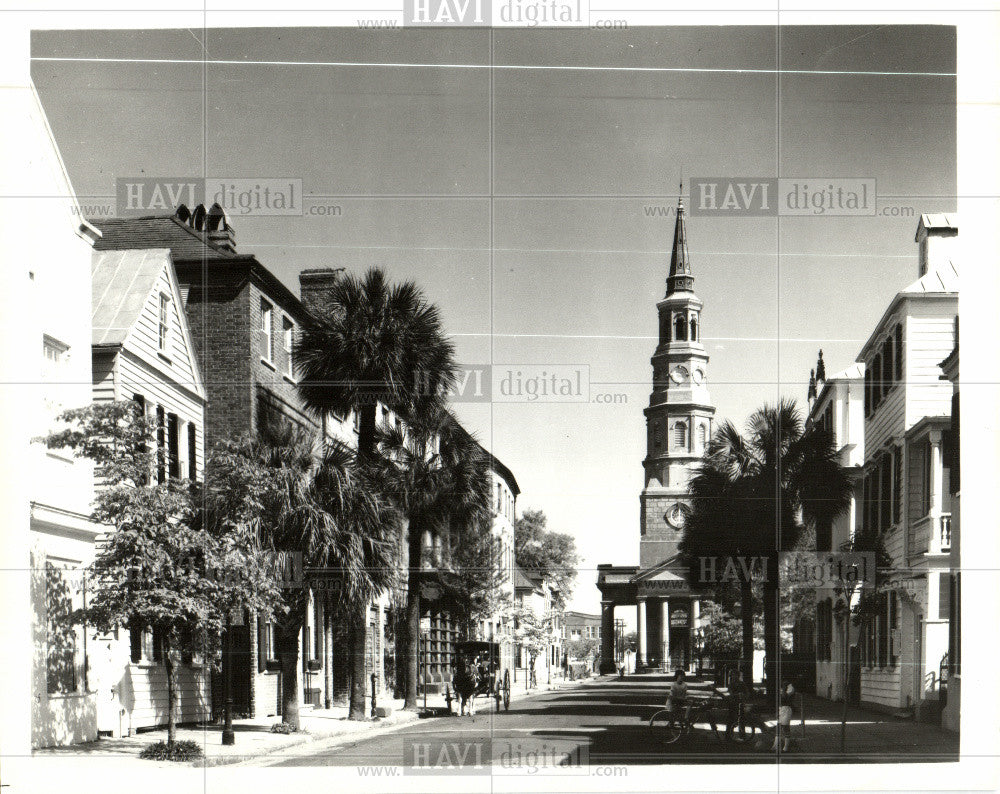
[31,25,956,615]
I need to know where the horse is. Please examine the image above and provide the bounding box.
[452,657,480,719]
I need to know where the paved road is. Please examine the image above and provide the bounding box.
[272,674,959,769]
[275,675,764,769]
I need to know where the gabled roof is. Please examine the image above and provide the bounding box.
[513,565,543,594]
[915,213,958,240]
[631,554,687,584]
[92,248,172,346]
[93,214,236,261]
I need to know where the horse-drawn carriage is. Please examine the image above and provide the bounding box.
[451,640,511,715]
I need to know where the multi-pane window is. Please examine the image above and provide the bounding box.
[45,562,85,694]
[158,293,170,352]
[861,591,898,669]
[41,336,68,380]
[260,299,273,362]
[283,317,294,377]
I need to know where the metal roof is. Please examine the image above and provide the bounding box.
[91,248,172,346]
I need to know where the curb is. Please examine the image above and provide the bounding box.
[224,711,423,767]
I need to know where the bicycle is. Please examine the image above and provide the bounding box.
[648,697,723,744]
[648,695,761,745]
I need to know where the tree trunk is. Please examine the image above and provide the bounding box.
[346,402,378,720]
[348,605,369,720]
[740,581,754,684]
[162,633,178,744]
[404,520,422,710]
[762,557,780,700]
[276,615,303,730]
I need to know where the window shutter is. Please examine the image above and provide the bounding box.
[894,323,903,381]
[167,413,180,479]
[893,447,903,525]
[129,622,142,663]
[188,424,197,481]
[938,573,950,621]
[257,613,267,673]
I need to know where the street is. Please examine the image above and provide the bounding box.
[271,674,960,769]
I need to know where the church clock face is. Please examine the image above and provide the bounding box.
[664,503,689,529]
[669,365,689,384]
[692,368,705,384]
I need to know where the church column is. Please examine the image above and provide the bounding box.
[599,600,616,674]
[636,597,647,669]
[661,598,671,671]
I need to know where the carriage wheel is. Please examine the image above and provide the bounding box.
[502,670,511,711]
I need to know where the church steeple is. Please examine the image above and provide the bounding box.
[666,181,693,295]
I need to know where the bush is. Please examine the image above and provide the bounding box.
[269,723,297,734]
[139,740,204,762]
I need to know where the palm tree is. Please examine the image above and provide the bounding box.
[206,419,392,728]
[296,268,456,719]
[680,399,852,697]
[370,406,491,709]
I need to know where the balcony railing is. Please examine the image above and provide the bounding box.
[908,512,952,558]
[940,515,952,552]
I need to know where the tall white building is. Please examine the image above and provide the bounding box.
[0,59,102,750]
[853,215,958,718]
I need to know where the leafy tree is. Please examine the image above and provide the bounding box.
[39,401,276,744]
[698,600,743,663]
[565,637,600,668]
[510,603,550,685]
[206,419,394,729]
[369,407,492,709]
[680,400,852,697]
[514,510,579,609]
[296,267,455,719]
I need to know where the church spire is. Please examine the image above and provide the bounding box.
[666,180,693,294]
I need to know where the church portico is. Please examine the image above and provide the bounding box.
[596,184,713,677]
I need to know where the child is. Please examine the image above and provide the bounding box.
[771,683,795,752]
[665,669,690,727]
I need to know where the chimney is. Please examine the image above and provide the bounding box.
[299,268,345,314]
[205,203,236,253]
[915,214,958,277]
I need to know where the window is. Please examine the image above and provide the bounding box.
[689,317,698,341]
[871,354,882,410]
[133,394,149,485]
[921,442,932,516]
[260,299,273,362]
[41,336,68,381]
[167,413,180,479]
[259,615,278,671]
[156,406,166,484]
[862,592,898,669]
[674,422,687,449]
[187,423,197,481]
[881,337,893,396]
[674,315,687,341]
[697,424,707,449]
[815,600,832,661]
[45,562,85,694]
[879,452,892,531]
[283,317,294,377]
[158,293,170,352]
[652,421,661,450]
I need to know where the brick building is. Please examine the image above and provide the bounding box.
[93,207,389,718]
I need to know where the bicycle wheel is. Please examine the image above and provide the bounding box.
[649,709,683,744]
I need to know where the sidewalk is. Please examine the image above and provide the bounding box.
[34,702,420,769]
[33,677,580,768]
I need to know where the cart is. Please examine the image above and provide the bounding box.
[454,640,511,712]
